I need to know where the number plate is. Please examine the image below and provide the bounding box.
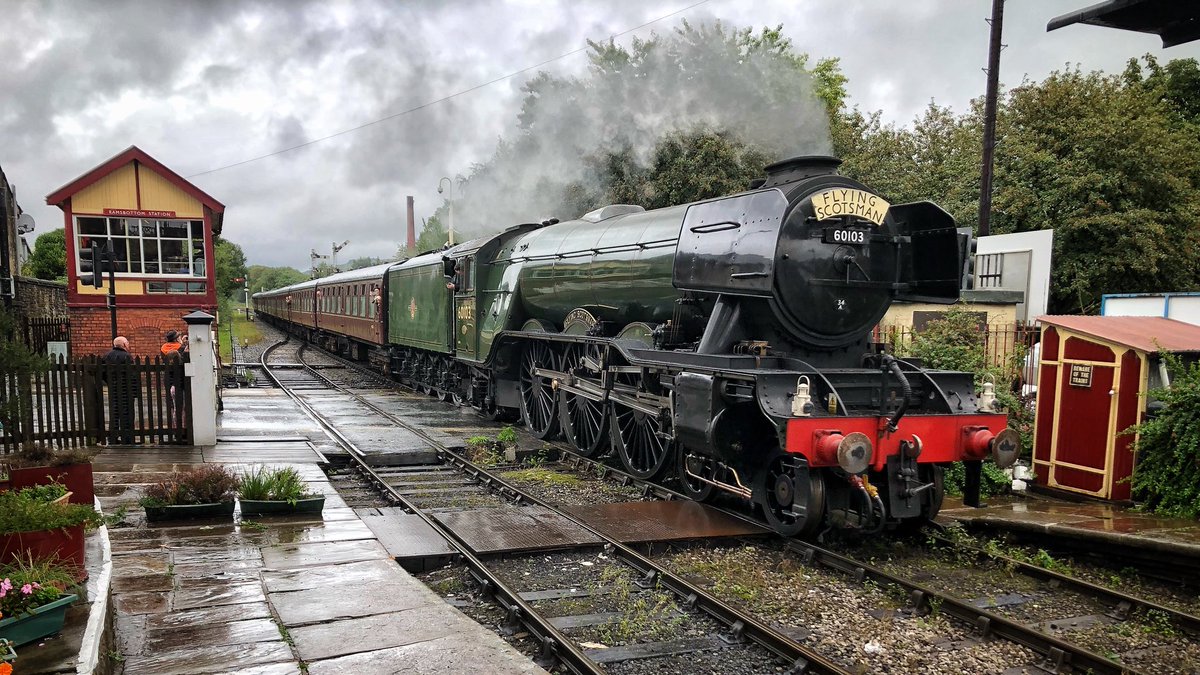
[823,227,869,246]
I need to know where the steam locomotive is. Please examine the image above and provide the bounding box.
[255,156,1019,536]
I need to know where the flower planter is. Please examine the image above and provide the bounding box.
[239,496,325,516]
[9,464,95,505]
[143,501,236,523]
[0,594,78,647]
[0,525,86,571]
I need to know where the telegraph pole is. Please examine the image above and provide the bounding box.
[978,0,1004,237]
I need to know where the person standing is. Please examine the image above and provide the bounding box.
[101,336,138,444]
[160,330,187,442]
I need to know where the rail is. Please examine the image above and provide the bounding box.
[259,336,848,675]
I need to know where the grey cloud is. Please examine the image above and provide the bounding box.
[3,0,1199,271]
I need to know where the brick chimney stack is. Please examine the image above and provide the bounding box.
[406,196,416,251]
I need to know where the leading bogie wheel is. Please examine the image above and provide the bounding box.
[519,341,561,439]
[760,457,826,537]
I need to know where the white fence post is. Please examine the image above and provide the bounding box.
[183,310,218,446]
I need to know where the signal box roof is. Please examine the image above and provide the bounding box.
[1047,0,1200,47]
[1039,315,1200,353]
[46,145,225,233]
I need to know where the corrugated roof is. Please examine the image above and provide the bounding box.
[1039,315,1200,353]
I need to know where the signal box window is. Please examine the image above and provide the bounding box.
[75,216,205,278]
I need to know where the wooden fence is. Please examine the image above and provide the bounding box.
[1,356,191,452]
[872,322,1040,383]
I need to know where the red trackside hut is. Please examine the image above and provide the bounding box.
[45,146,225,356]
[1032,315,1200,501]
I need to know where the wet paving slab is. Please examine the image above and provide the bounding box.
[305,634,547,675]
[120,640,297,675]
[260,538,392,569]
[942,493,1200,560]
[65,380,550,675]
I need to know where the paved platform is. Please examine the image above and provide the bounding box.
[941,493,1200,561]
[62,388,548,675]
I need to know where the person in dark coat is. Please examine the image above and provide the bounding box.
[101,336,138,444]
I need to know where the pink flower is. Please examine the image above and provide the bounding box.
[21,584,33,595]
[0,578,10,591]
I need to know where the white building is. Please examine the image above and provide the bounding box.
[976,230,1054,323]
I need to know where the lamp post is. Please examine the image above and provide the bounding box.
[437,177,456,247]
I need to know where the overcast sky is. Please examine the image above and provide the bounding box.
[4,0,1198,270]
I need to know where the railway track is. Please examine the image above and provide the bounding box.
[257,329,1200,673]
[259,335,848,675]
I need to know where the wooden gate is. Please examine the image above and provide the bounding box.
[22,317,70,355]
[0,356,191,452]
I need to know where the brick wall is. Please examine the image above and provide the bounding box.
[13,277,67,320]
[70,306,193,357]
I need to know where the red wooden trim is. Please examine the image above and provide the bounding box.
[45,145,225,212]
[134,160,142,209]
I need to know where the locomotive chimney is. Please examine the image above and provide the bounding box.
[761,155,842,188]
[405,195,416,251]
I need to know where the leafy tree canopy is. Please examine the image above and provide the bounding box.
[836,55,1200,314]
[214,238,248,300]
[23,229,66,283]
[246,265,308,294]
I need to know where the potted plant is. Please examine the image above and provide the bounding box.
[0,555,80,648]
[238,466,325,516]
[0,489,99,574]
[6,445,98,506]
[139,465,240,522]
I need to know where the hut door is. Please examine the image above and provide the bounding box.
[1049,358,1117,497]
[453,256,477,360]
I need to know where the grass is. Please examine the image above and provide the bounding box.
[217,309,264,362]
[498,467,581,487]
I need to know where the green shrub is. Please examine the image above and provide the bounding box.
[941,460,1011,499]
[0,490,101,534]
[907,307,988,375]
[17,482,69,503]
[140,465,240,507]
[1130,353,1200,517]
[238,467,314,505]
[497,426,518,445]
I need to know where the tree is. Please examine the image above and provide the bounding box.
[835,58,1200,314]
[213,238,248,299]
[991,65,1200,313]
[23,229,67,282]
[343,256,387,271]
[415,214,448,253]
[246,265,308,294]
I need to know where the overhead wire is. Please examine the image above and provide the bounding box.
[187,0,712,178]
